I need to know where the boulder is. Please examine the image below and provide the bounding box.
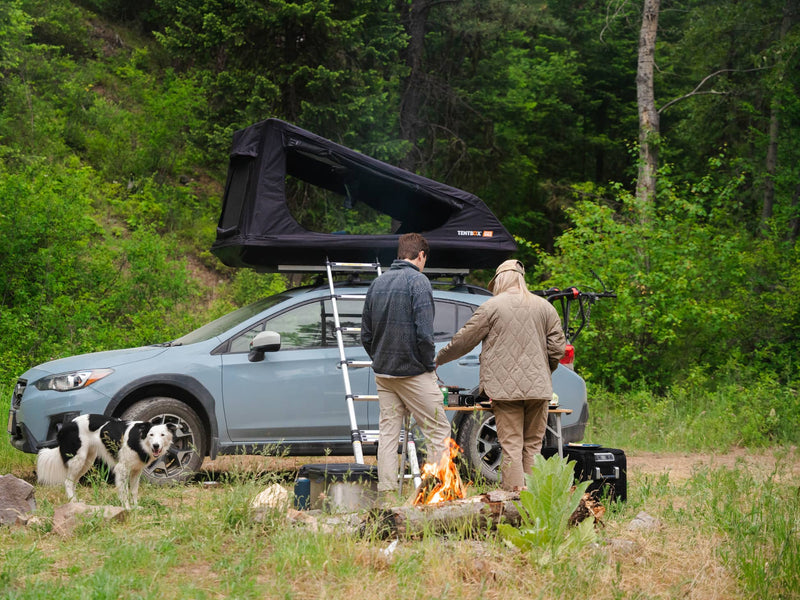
[0,474,36,526]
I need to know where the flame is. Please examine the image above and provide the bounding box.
[412,437,466,505]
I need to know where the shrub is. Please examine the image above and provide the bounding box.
[497,454,595,565]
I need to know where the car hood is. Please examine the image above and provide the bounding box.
[22,346,170,378]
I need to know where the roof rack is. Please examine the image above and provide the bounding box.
[280,264,470,287]
[278,264,469,277]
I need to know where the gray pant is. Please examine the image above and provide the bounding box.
[492,398,549,490]
[375,371,451,492]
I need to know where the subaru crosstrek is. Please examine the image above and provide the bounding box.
[8,278,588,483]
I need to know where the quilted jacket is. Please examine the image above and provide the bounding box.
[435,290,566,400]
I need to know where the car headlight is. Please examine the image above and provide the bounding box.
[34,368,114,392]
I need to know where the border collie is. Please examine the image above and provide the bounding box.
[37,414,176,509]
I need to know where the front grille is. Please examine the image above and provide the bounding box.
[12,379,26,408]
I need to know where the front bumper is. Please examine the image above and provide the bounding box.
[8,405,78,454]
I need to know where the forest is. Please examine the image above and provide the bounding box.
[0,0,798,444]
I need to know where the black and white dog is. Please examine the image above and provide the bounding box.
[37,414,176,509]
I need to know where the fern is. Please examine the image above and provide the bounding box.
[497,454,595,565]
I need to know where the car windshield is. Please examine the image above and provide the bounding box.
[172,294,291,345]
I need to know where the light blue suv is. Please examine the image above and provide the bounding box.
[8,279,588,483]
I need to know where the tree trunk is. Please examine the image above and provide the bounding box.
[761,0,796,235]
[360,490,604,539]
[789,183,800,244]
[761,109,779,231]
[636,0,660,209]
[399,0,433,173]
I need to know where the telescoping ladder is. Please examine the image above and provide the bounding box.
[325,259,422,490]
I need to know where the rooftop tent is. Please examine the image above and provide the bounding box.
[211,119,517,271]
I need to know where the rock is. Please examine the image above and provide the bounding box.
[251,483,289,510]
[53,502,127,536]
[0,474,36,526]
[627,511,662,531]
[605,538,638,553]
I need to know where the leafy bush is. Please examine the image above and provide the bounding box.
[587,359,800,449]
[535,156,799,391]
[0,160,200,387]
[497,454,595,565]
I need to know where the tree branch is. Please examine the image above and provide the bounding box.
[658,67,771,114]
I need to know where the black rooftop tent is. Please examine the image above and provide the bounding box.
[211,119,517,271]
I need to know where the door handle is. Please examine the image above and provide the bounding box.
[457,356,480,366]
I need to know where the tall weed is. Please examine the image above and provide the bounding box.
[685,464,800,598]
[586,360,800,449]
[497,455,595,565]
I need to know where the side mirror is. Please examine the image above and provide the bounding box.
[248,330,281,362]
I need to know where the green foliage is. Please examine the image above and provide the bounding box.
[153,0,406,158]
[81,61,205,180]
[497,454,595,565]
[226,270,286,308]
[587,359,800,450]
[535,152,799,390]
[0,1,32,73]
[0,159,201,387]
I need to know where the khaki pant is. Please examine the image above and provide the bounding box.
[492,398,549,490]
[375,371,451,492]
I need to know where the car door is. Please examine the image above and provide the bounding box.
[220,297,371,445]
[432,299,482,392]
[360,298,482,431]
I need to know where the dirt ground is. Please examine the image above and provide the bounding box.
[625,446,800,480]
[201,446,800,481]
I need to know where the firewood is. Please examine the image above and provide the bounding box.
[569,492,606,527]
[361,491,524,539]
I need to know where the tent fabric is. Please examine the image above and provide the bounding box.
[211,119,517,271]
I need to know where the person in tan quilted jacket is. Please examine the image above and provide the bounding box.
[435,259,566,490]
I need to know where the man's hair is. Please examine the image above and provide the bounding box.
[397,232,430,260]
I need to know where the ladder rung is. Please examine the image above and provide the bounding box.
[329,261,381,270]
[353,394,379,401]
[359,430,413,444]
[360,430,380,443]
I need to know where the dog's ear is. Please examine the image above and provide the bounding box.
[136,422,153,437]
[166,422,178,434]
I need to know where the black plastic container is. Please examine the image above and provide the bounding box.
[295,463,378,511]
[542,445,627,502]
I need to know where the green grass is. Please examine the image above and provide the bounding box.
[2,442,799,598]
[3,380,800,598]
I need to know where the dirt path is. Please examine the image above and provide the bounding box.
[626,446,799,480]
[201,446,800,481]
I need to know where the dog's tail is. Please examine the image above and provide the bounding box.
[37,448,67,485]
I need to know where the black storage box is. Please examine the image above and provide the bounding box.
[542,445,627,502]
[295,463,378,511]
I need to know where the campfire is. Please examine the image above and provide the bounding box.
[412,438,466,505]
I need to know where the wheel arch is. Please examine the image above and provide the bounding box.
[106,374,218,458]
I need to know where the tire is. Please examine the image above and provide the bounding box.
[456,410,558,484]
[121,397,206,484]
[455,411,501,484]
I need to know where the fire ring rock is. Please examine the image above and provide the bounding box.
[0,474,37,526]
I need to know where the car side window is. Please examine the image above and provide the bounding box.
[229,322,266,353]
[263,302,324,350]
[322,298,364,347]
[433,300,475,342]
[227,297,366,353]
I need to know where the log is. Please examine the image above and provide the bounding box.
[361,490,523,539]
[360,490,604,539]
